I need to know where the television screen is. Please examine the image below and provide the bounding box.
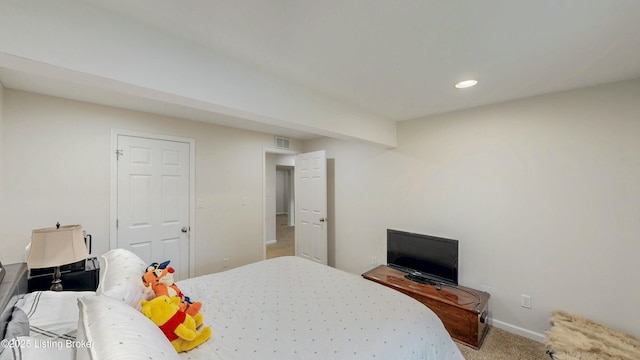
[387,229,458,285]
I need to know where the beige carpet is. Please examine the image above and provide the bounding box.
[457,326,549,360]
[266,214,295,259]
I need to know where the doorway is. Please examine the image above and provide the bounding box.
[264,151,296,259]
[263,149,329,264]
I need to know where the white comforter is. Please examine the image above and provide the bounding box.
[176,256,463,360]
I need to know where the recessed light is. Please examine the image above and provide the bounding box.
[455,79,478,89]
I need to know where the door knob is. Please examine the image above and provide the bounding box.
[181,226,189,233]
[319,217,326,223]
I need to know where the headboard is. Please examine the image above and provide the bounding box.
[0,263,28,338]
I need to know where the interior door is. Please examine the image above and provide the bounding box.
[295,150,327,264]
[116,135,190,280]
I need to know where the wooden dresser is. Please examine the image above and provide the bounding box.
[362,265,490,349]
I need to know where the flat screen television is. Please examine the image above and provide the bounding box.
[387,229,459,285]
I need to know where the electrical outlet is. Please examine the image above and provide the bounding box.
[223,258,229,268]
[371,256,378,266]
[521,294,532,309]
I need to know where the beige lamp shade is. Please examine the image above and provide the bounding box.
[27,225,89,269]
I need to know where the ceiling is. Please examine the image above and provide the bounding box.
[2,0,640,140]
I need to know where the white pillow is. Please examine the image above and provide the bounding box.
[95,248,152,310]
[76,295,179,360]
[15,290,94,334]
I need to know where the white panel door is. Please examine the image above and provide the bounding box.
[295,150,327,264]
[116,135,190,280]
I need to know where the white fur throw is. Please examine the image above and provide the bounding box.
[546,310,640,360]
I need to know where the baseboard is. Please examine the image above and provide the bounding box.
[490,319,546,343]
[265,239,277,245]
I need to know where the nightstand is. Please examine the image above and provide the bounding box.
[28,257,100,292]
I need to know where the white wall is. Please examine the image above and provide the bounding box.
[0,0,396,147]
[0,89,289,275]
[276,170,287,214]
[304,79,640,340]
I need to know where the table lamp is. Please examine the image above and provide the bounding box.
[27,223,89,291]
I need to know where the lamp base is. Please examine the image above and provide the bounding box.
[50,266,63,291]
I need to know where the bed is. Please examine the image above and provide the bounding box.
[0,249,464,359]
